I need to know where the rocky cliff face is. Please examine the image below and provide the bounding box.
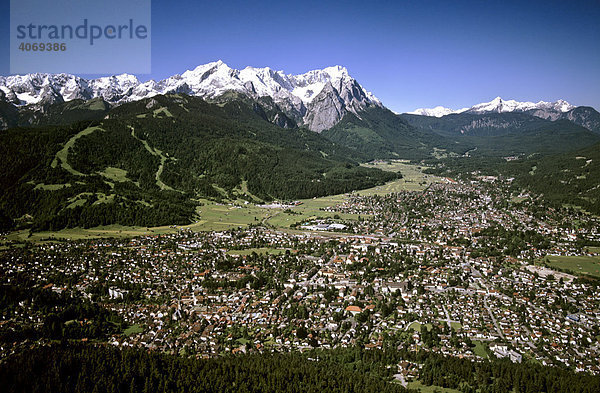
[559,107,600,133]
[304,82,346,132]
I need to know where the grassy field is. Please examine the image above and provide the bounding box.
[153,107,173,118]
[65,192,106,209]
[0,243,26,251]
[33,183,72,191]
[66,198,87,209]
[123,324,144,336]
[194,201,271,231]
[407,380,462,393]
[511,195,528,203]
[4,225,181,242]
[51,126,104,176]
[360,160,441,193]
[231,180,263,203]
[1,202,271,243]
[472,340,488,358]
[264,161,441,228]
[85,99,108,111]
[129,125,175,191]
[99,167,130,183]
[546,255,600,277]
[264,197,362,229]
[92,193,115,205]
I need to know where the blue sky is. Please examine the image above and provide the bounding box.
[1,0,599,113]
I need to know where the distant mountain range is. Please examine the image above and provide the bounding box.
[2,63,599,140]
[403,97,600,141]
[408,97,576,117]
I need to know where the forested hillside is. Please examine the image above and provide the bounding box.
[423,142,600,215]
[505,142,600,214]
[0,94,396,231]
[322,106,469,159]
[402,113,600,156]
[1,345,407,393]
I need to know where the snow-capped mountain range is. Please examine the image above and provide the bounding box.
[408,97,575,117]
[0,60,382,132]
[2,63,597,135]
[406,106,465,117]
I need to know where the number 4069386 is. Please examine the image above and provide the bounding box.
[18,42,66,51]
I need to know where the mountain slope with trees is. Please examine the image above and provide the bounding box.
[322,106,470,159]
[0,94,396,231]
[402,112,600,156]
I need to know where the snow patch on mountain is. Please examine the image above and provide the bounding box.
[407,106,466,117]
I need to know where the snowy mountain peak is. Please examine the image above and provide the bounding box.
[553,99,575,112]
[407,106,457,117]
[409,97,575,117]
[0,61,382,132]
[93,74,140,89]
[183,60,232,76]
[467,97,575,114]
[321,65,349,79]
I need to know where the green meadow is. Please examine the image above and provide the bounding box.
[546,255,600,277]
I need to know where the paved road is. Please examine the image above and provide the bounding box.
[483,295,505,340]
[470,265,506,341]
[441,304,461,328]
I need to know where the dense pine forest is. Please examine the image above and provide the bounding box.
[322,106,467,159]
[1,345,407,393]
[504,142,600,215]
[0,277,125,343]
[402,113,600,157]
[2,344,599,393]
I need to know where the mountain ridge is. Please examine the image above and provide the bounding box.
[405,97,600,135]
[408,97,578,117]
[0,61,381,132]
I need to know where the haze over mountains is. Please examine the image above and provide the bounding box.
[407,97,600,134]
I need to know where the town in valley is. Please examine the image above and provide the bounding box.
[2,163,599,386]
